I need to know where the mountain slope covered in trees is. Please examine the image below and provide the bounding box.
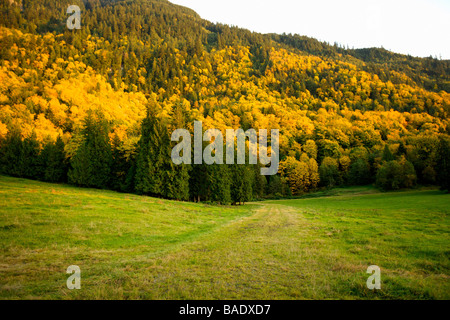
[0,0,449,202]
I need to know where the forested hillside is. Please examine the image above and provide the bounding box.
[0,0,449,203]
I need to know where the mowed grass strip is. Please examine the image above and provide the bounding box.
[269,186,450,299]
[0,177,449,299]
[111,204,357,300]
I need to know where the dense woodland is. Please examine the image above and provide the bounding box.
[0,0,449,204]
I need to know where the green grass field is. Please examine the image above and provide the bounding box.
[0,175,449,299]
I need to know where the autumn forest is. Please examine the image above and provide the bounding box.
[0,0,449,204]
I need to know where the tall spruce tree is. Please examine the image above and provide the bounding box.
[230,164,253,205]
[69,112,112,188]
[208,163,231,205]
[189,163,209,202]
[134,112,164,196]
[41,136,67,183]
[21,132,41,180]
[111,134,131,192]
[160,118,190,201]
[436,136,450,192]
[135,109,190,200]
[0,129,24,177]
[252,164,267,200]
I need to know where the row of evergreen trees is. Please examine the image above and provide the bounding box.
[0,130,67,183]
[1,111,449,201]
[0,110,282,204]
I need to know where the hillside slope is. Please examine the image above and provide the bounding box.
[0,175,449,299]
[0,0,449,201]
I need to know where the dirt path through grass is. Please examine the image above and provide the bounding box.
[76,199,447,300]
[71,203,362,299]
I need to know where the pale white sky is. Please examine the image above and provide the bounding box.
[170,0,450,59]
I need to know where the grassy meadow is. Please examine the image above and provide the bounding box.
[0,175,449,299]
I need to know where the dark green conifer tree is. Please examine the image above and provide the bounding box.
[69,112,112,188]
[436,136,450,192]
[0,129,23,177]
[230,164,253,205]
[21,132,41,180]
[111,134,130,192]
[208,163,231,205]
[134,112,164,196]
[41,136,67,183]
[252,164,267,200]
